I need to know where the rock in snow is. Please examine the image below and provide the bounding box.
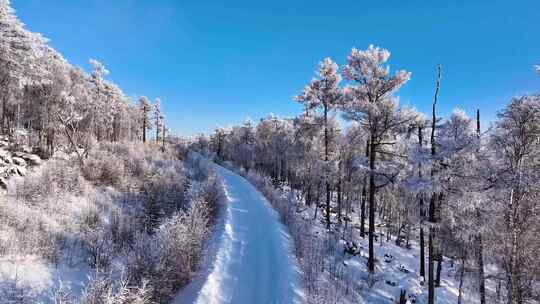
[22,153,42,166]
[12,157,26,167]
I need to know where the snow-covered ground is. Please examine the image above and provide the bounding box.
[231,168,483,304]
[175,165,304,304]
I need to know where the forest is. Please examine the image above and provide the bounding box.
[1,1,223,302]
[1,0,539,303]
[194,49,540,303]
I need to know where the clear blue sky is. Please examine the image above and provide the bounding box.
[13,0,540,135]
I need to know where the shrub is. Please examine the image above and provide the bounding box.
[10,159,83,203]
[83,150,125,187]
[124,201,212,302]
[80,275,153,304]
[3,140,221,302]
[80,226,113,270]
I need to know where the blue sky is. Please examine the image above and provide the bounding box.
[13,0,540,135]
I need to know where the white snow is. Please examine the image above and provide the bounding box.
[175,165,304,304]
[0,254,92,302]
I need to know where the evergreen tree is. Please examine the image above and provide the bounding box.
[341,45,413,273]
[153,98,163,143]
[295,58,342,230]
[139,96,152,143]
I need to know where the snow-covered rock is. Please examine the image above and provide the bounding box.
[0,177,7,189]
[0,149,10,161]
[21,153,42,166]
[12,157,27,167]
[0,144,42,183]
[16,166,27,176]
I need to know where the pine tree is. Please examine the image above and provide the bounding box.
[295,58,342,230]
[139,96,151,143]
[341,45,412,273]
[153,98,163,143]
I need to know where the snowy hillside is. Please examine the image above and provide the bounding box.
[0,143,223,303]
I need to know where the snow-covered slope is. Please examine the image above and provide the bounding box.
[175,165,304,304]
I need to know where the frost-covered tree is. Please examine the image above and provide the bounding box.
[487,95,540,304]
[88,59,109,140]
[139,96,152,143]
[153,98,163,143]
[161,115,167,152]
[254,115,294,183]
[341,45,413,273]
[295,58,342,229]
[211,127,228,159]
[437,108,489,304]
[231,119,256,172]
[0,0,47,134]
[51,63,91,163]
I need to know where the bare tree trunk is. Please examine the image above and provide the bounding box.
[457,250,466,304]
[1,97,6,134]
[161,122,166,152]
[324,104,331,230]
[436,252,442,287]
[142,116,147,143]
[428,64,442,304]
[337,159,342,224]
[156,116,159,143]
[306,184,312,206]
[367,134,376,273]
[418,125,426,279]
[476,109,486,304]
[428,211,436,304]
[360,139,369,238]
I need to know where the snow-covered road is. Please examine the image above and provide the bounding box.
[174,165,303,304]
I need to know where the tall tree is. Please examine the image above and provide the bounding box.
[341,45,412,273]
[0,0,47,134]
[489,95,540,304]
[161,119,167,152]
[427,64,442,304]
[88,59,109,141]
[153,98,163,143]
[139,96,151,143]
[475,109,486,304]
[295,58,342,230]
[212,127,228,159]
[414,115,427,279]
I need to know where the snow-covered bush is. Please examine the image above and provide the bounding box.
[80,275,153,304]
[1,139,224,302]
[124,232,161,287]
[124,200,214,302]
[80,226,114,270]
[48,281,75,304]
[82,150,125,187]
[10,159,83,203]
[152,202,210,300]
